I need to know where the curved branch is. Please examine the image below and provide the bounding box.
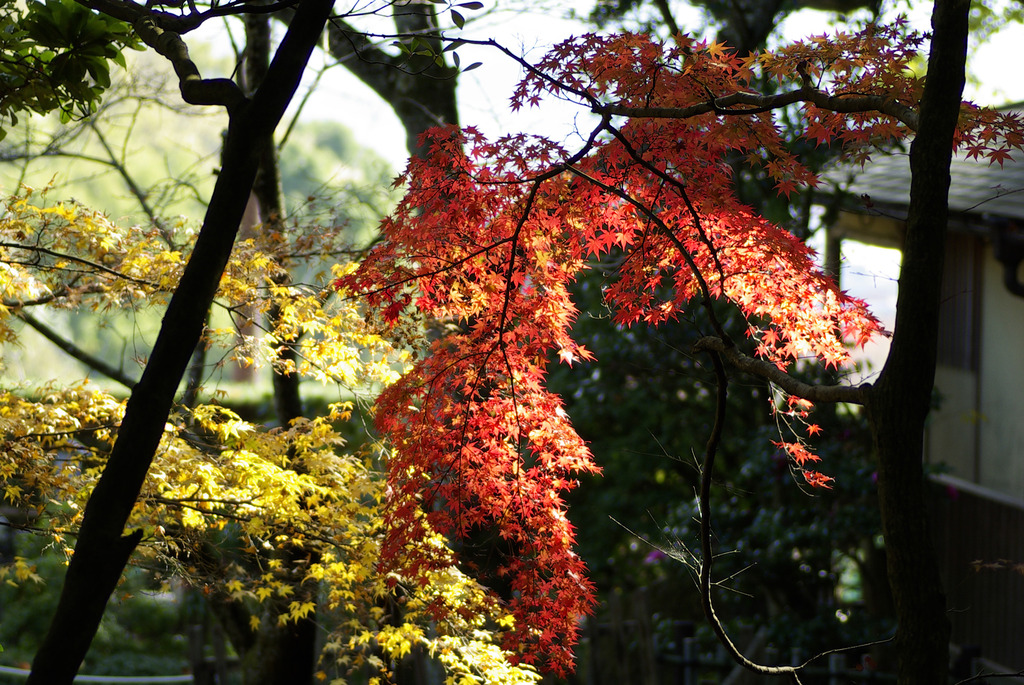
[693,336,869,405]
[698,351,803,683]
[133,17,246,111]
[16,311,138,389]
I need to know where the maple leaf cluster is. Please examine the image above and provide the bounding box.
[342,25,1024,674]
[346,126,600,672]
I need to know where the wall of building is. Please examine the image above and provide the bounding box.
[927,366,980,481]
[977,249,1024,497]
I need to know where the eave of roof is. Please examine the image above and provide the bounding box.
[826,103,1024,223]
[827,146,1024,222]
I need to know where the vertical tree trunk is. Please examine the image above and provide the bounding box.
[868,0,969,681]
[317,3,459,158]
[25,2,334,682]
[240,10,316,683]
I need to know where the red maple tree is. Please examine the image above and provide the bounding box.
[342,23,1024,675]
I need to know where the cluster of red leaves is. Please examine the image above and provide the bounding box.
[770,396,834,489]
[957,103,1024,165]
[758,19,924,152]
[514,33,884,363]
[340,26,1024,674]
[346,127,600,673]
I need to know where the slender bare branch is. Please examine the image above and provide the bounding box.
[0,241,158,288]
[697,351,803,683]
[86,120,171,241]
[955,668,1024,684]
[16,311,138,389]
[1,283,106,308]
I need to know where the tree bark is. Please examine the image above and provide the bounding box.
[300,5,460,157]
[239,10,317,684]
[866,0,969,681]
[25,1,334,682]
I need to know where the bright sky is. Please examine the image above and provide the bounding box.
[285,0,1024,172]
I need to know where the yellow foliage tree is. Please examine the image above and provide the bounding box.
[0,186,539,684]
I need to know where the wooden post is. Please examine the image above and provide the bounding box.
[187,624,208,685]
[633,589,658,685]
[682,637,696,685]
[212,622,227,685]
[828,653,845,685]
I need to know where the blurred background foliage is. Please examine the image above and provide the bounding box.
[0,48,397,398]
[0,534,189,675]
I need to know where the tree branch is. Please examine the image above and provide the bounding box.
[133,16,246,111]
[693,336,869,405]
[16,310,138,389]
[652,0,680,36]
[0,241,158,288]
[697,351,803,683]
[86,120,171,241]
[77,0,302,34]
[597,87,920,132]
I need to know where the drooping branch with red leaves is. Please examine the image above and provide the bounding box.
[341,23,1024,676]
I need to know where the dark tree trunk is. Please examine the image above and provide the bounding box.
[866,0,969,681]
[242,6,305,428]
[25,2,334,682]
[239,11,317,684]
[315,4,459,157]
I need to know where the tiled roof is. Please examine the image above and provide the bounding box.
[827,110,1024,221]
[828,148,1024,221]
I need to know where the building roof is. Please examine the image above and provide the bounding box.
[828,145,1024,222]
[825,109,1024,298]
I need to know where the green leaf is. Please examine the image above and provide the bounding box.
[451,9,464,29]
[463,61,482,73]
[87,60,111,89]
[409,36,428,53]
[457,1,484,8]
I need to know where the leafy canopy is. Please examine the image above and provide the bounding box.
[342,23,1024,674]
